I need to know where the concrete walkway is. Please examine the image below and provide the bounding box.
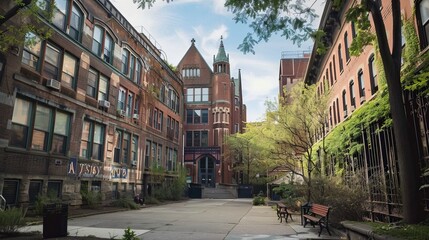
[20,199,345,239]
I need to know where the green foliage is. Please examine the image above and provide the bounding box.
[81,191,102,209]
[33,192,62,216]
[150,166,187,201]
[368,222,429,240]
[402,17,429,95]
[272,183,305,211]
[0,0,53,53]
[133,0,172,9]
[0,207,27,233]
[122,227,139,240]
[309,176,367,226]
[224,0,317,54]
[252,195,265,206]
[112,196,140,210]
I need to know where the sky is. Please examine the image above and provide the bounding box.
[111,0,322,122]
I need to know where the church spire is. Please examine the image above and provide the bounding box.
[213,36,229,63]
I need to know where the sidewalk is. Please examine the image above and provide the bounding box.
[226,205,345,240]
[17,200,346,239]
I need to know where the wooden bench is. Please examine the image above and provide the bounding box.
[276,202,293,223]
[303,203,331,236]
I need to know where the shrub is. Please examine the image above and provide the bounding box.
[0,207,26,233]
[253,196,265,205]
[33,192,62,216]
[309,176,367,226]
[112,196,140,210]
[122,227,139,240]
[81,191,102,209]
[272,183,306,212]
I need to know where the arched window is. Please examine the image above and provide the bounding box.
[344,31,350,61]
[338,44,344,72]
[357,69,365,102]
[349,80,355,107]
[92,26,114,64]
[368,54,378,95]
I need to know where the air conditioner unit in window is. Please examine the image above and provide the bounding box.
[117,109,125,117]
[132,113,139,120]
[46,79,60,90]
[131,160,137,166]
[98,100,110,108]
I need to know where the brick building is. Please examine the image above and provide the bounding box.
[0,0,183,207]
[278,51,310,100]
[301,0,429,221]
[178,37,246,187]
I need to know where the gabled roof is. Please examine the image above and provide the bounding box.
[177,38,213,73]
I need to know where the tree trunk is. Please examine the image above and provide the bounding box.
[368,0,424,223]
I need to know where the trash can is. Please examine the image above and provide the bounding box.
[237,185,253,198]
[188,183,202,198]
[43,203,68,238]
[300,202,312,225]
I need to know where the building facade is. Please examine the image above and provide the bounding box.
[302,0,429,221]
[278,51,310,99]
[0,0,183,207]
[178,38,246,187]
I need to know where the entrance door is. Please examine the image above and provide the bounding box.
[199,156,215,187]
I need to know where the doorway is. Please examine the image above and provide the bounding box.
[199,156,215,187]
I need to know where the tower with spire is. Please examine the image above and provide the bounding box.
[177,37,246,189]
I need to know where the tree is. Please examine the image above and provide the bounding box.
[264,82,328,201]
[225,125,271,184]
[226,0,424,223]
[132,0,172,10]
[0,0,53,53]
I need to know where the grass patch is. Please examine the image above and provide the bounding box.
[368,222,429,240]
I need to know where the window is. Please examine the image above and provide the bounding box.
[92,26,114,64]
[150,107,163,130]
[182,67,201,78]
[186,130,209,147]
[419,0,429,48]
[368,54,378,95]
[69,4,83,41]
[28,181,42,204]
[121,49,130,75]
[186,87,209,102]
[118,87,126,112]
[80,120,105,160]
[357,69,366,100]
[126,92,134,117]
[342,90,348,118]
[336,98,340,122]
[47,181,62,198]
[87,68,110,101]
[338,44,344,72]
[332,55,337,81]
[2,180,19,206]
[22,32,42,69]
[145,140,150,168]
[186,109,209,124]
[113,130,132,164]
[10,98,71,154]
[329,62,334,85]
[38,0,83,42]
[349,80,356,107]
[131,136,138,164]
[61,53,78,89]
[344,32,350,61]
[53,0,67,31]
[333,101,337,125]
[22,33,79,86]
[43,43,61,80]
[351,21,356,38]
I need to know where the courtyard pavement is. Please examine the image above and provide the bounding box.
[19,199,346,240]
